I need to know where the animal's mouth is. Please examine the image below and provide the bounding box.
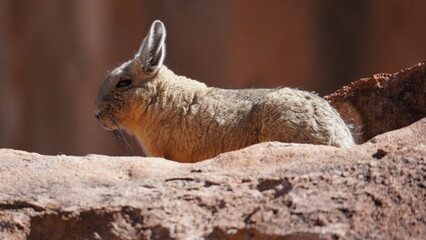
[95,109,121,131]
[99,118,116,131]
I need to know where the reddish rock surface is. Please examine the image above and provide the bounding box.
[0,119,424,240]
[325,60,426,143]
[1,61,425,239]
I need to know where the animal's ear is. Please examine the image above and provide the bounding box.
[136,20,166,75]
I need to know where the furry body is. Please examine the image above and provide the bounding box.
[94,20,355,162]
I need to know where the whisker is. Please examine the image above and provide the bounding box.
[112,130,132,155]
[110,116,120,129]
[110,112,144,156]
[114,111,145,133]
[107,113,131,155]
[121,131,134,154]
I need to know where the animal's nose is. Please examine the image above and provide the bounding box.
[94,108,101,120]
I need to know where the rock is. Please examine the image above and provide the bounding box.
[1,61,425,239]
[325,60,426,143]
[0,118,425,239]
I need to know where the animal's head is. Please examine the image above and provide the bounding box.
[94,20,166,131]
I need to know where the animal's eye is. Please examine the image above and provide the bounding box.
[116,79,132,88]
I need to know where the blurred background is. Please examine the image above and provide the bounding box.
[0,0,425,156]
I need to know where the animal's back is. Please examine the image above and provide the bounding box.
[206,87,354,148]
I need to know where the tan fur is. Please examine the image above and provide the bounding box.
[94,20,355,163]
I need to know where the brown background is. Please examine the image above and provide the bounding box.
[0,0,425,156]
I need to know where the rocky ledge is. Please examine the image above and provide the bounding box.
[1,61,425,240]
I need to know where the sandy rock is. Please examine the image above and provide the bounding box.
[0,118,425,239]
[325,60,426,143]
